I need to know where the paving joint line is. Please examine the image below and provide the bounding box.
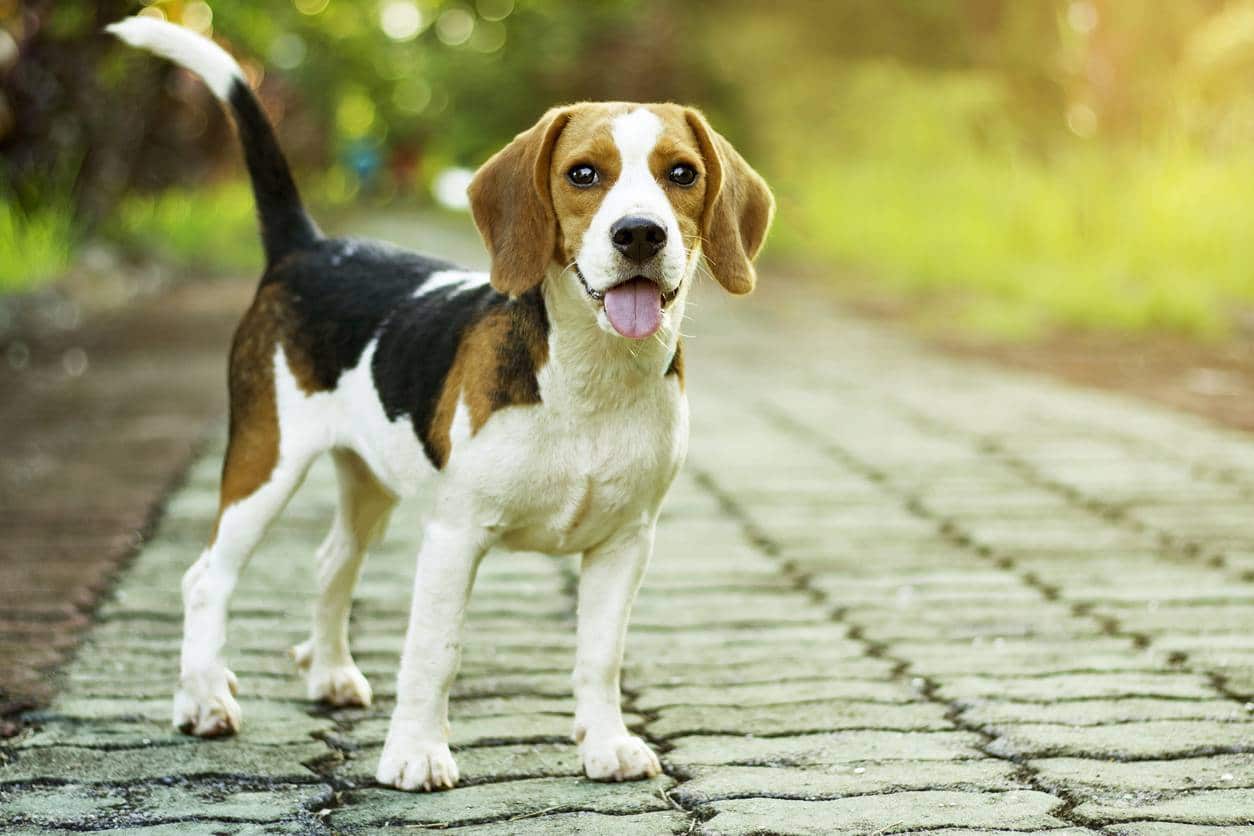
[895,409,1254,718]
[689,462,1104,832]
[535,547,707,830]
[751,404,1107,832]
[1034,413,1254,500]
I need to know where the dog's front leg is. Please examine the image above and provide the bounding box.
[573,519,662,782]
[376,520,487,791]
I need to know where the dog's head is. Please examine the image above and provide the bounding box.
[468,103,774,340]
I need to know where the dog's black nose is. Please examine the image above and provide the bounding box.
[610,216,666,263]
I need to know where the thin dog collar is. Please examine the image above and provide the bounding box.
[574,265,681,306]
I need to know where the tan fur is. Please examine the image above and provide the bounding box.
[481,102,765,296]
[427,302,549,468]
[649,106,710,260]
[213,284,329,541]
[547,103,628,266]
[685,109,775,294]
[213,285,285,541]
[666,340,684,388]
[545,103,712,271]
[468,108,573,297]
[215,103,764,528]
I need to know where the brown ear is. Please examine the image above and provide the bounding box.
[685,109,775,295]
[468,107,572,296]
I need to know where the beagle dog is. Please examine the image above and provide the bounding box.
[109,18,773,791]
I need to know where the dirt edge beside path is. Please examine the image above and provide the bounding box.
[0,275,251,724]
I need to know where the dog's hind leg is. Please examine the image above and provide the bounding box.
[175,315,323,737]
[174,440,315,737]
[291,449,395,707]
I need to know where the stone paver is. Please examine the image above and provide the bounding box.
[3,217,1254,831]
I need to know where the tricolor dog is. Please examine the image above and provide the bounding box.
[108,18,773,791]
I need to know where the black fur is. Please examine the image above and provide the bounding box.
[225,76,549,470]
[272,238,458,388]
[228,79,320,264]
[267,239,546,468]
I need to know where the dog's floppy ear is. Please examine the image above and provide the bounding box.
[685,109,775,295]
[468,107,572,297]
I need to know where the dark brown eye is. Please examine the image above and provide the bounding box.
[668,164,698,187]
[567,165,598,187]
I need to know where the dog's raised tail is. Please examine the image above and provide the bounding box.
[107,17,319,265]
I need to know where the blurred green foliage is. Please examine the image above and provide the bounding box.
[0,196,74,292]
[709,1,1254,338]
[8,0,1254,338]
[105,180,262,274]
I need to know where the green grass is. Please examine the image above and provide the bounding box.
[107,180,263,276]
[766,63,1254,340]
[0,198,76,292]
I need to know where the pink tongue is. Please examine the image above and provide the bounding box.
[603,277,663,339]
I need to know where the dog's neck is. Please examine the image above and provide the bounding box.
[539,265,689,410]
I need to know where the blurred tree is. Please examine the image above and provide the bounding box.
[4,0,1254,229]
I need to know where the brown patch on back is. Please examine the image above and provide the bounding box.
[212,283,317,542]
[427,290,549,468]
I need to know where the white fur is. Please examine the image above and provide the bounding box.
[574,109,693,344]
[173,105,690,790]
[412,270,489,299]
[106,17,244,102]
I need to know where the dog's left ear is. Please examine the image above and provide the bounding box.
[468,107,572,297]
[685,109,775,295]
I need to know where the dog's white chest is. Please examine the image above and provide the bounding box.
[443,376,688,554]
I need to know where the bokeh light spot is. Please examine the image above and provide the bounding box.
[1066,102,1098,137]
[1067,1,1098,35]
[293,0,330,17]
[270,33,307,70]
[436,7,475,46]
[337,89,377,139]
[182,1,213,36]
[380,0,424,42]
[61,347,88,377]
[0,28,18,75]
[137,6,165,21]
[433,167,474,211]
[393,78,432,114]
[476,0,513,22]
[469,19,506,53]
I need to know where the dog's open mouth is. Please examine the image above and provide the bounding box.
[575,266,680,340]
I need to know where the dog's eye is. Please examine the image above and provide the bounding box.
[668,164,698,187]
[567,165,599,187]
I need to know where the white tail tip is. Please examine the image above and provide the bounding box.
[106,17,244,102]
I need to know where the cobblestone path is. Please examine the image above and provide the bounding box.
[2,231,1252,832]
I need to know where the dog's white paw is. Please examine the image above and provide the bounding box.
[376,738,460,792]
[173,667,241,737]
[305,664,373,707]
[290,641,372,707]
[580,733,661,782]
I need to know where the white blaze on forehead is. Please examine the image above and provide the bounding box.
[604,109,670,223]
[610,109,664,176]
[574,108,688,297]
